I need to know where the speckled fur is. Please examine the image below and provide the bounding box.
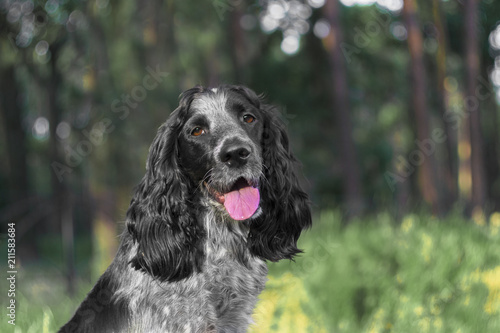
[61,208,267,333]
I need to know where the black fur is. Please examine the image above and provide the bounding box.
[126,87,206,282]
[228,85,311,261]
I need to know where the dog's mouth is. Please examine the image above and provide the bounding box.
[204,177,260,221]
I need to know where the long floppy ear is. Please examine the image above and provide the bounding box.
[126,90,205,282]
[247,97,312,262]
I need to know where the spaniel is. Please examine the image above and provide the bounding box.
[60,85,311,333]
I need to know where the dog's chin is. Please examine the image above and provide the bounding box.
[203,177,261,221]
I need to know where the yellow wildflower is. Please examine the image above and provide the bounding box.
[420,233,433,263]
[430,296,441,315]
[250,273,327,332]
[368,308,386,333]
[463,294,470,306]
[481,266,500,314]
[472,206,486,226]
[418,316,431,332]
[414,306,424,316]
[401,215,414,233]
[490,212,500,236]
[433,317,443,330]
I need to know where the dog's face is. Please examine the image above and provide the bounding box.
[126,85,311,282]
[178,89,264,220]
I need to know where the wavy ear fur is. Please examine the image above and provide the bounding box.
[244,93,312,262]
[126,89,205,282]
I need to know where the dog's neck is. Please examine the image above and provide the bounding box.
[202,205,254,268]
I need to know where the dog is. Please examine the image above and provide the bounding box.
[59,85,311,332]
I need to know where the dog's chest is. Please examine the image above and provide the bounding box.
[123,218,268,331]
[203,218,268,324]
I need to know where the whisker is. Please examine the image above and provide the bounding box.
[259,170,271,187]
[195,168,214,193]
[260,164,271,186]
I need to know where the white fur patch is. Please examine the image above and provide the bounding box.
[191,91,228,118]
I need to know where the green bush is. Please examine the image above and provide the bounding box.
[251,211,500,332]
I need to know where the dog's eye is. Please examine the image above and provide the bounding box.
[243,114,255,124]
[191,127,205,136]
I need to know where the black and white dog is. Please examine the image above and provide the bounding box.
[60,85,311,333]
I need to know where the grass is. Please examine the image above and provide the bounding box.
[2,211,500,332]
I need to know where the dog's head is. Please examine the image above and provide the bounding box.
[177,86,264,221]
[126,85,311,281]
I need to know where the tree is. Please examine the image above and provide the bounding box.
[323,0,364,216]
[432,0,457,209]
[402,0,442,214]
[464,0,486,215]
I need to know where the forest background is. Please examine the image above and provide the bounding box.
[1,0,500,331]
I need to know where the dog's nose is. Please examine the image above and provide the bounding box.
[219,141,252,167]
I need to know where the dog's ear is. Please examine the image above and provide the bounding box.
[126,89,205,282]
[248,102,312,261]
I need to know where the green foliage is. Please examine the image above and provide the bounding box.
[252,211,500,332]
[2,211,500,332]
[0,269,94,332]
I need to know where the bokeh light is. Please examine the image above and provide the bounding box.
[269,2,286,20]
[32,117,50,141]
[44,0,59,14]
[307,0,325,9]
[35,40,49,56]
[259,0,318,55]
[313,19,331,39]
[281,34,300,55]
[7,2,22,23]
[240,14,257,30]
[96,0,109,10]
[340,0,403,12]
[67,10,88,32]
[390,21,407,41]
[56,122,72,140]
[490,56,500,103]
[489,24,500,50]
[259,12,280,33]
[377,0,403,12]
[340,0,376,7]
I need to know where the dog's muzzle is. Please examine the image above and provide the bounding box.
[204,177,260,220]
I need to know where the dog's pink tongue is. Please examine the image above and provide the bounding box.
[223,186,260,221]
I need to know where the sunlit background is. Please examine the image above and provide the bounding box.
[1,0,500,331]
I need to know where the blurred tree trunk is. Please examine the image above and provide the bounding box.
[403,0,442,214]
[463,0,486,215]
[0,66,28,204]
[481,80,500,212]
[479,32,500,212]
[433,0,457,210]
[0,65,41,258]
[48,42,75,295]
[84,4,126,271]
[323,0,364,217]
[137,0,175,68]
